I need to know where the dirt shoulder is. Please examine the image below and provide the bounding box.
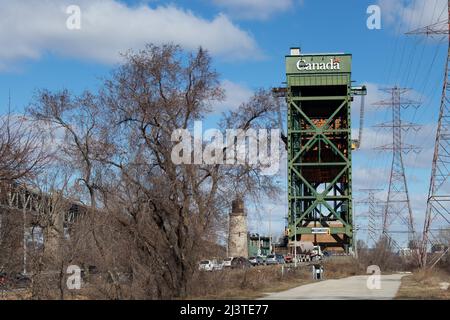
[396,269,450,299]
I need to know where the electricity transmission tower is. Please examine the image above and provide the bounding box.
[357,189,384,246]
[373,87,421,248]
[407,1,450,268]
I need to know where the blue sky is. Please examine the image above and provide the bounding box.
[0,0,448,246]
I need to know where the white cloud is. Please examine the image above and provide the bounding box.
[212,0,300,20]
[378,0,447,32]
[353,165,390,190]
[402,123,436,169]
[0,0,260,70]
[364,83,387,107]
[211,80,254,113]
[359,127,392,150]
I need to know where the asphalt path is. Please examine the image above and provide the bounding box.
[260,274,406,300]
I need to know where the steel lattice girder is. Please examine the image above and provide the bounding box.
[286,53,353,251]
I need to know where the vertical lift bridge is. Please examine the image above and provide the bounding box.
[286,48,366,253]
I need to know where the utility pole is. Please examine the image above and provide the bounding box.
[268,207,272,254]
[21,193,32,275]
[23,205,27,275]
[291,172,298,266]
[352,204,358,259]
[373,87,421,249]
[258,231,261,256]
[407,1,450,268]
[294,204,297,266]
[226,213,229,258]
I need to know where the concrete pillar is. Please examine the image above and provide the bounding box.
[228,199,248,258]
[43,195,65,267]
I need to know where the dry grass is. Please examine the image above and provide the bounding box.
[0,289,31,300]
[188,257,364,300]
[396,268,450,300]
[322,256,362,277]
[187,265,310,299]
[0,288,93,300]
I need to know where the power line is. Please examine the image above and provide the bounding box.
[373,87,421,248]
[406,0,450,267]
[355,189,384,246]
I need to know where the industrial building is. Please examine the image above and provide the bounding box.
[247,233,271,257]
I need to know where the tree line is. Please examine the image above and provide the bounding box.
[0,44,284,299]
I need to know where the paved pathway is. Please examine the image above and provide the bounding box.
[260,274,406,300]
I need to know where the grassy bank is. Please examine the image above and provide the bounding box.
[396,269,450,299]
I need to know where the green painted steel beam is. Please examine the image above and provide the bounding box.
[290,129,349,134]
[286,52,353,252]
[296,227,352,236]
[290,96,347,101]
[293,163,348,166]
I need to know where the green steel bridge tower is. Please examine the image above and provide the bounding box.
[286,48,365,253]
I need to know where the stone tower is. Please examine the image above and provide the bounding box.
[228,198,248,258]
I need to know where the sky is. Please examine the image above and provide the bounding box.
[0,0,448,247]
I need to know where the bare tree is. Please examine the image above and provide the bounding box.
[0,113,48,182]
[0,113,50,282]
[28,91,103,208]
[26,44,284,299]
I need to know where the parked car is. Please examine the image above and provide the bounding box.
[231,256,252,269]
[257,256,265,265]
[223,257,233,268]
[266,254,285,265]
[248,256,257,265]
[0,272,31,289]
[259,255,267,264]
[248,256,264,266]
[284,254,293,264]
[276,254,285,264]
[213,260,224,271]
[199,260,215,271]
[265,254,277,265]
[13,273,31,288]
